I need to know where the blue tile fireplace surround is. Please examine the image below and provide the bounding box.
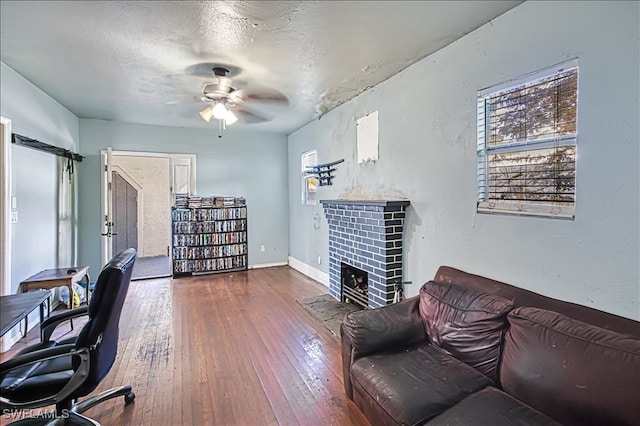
[320,199,410,309]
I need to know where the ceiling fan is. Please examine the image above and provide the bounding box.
[197,66,288,137]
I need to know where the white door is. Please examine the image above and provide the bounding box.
[170,155,196,202]
[0,116,12,298]
[100,148,114,266]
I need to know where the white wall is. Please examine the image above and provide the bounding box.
[0,62,80,347]
[0,62,80,293]
[288,1,640,319]
[0,63,79,152]
[78,119,289,276]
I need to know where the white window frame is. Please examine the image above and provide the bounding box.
[301,149,318,205]
[477,59,578,219]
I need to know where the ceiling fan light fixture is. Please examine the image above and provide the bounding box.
[199,106,214,122]
[224,110,238,125]
[212,102,228,120]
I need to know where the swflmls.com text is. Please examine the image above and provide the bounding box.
[2,408,70,419]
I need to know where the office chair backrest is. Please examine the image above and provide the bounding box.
[74,248,137,396]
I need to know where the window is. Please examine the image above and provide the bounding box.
[477,59,578,219]
[301,150,318,205]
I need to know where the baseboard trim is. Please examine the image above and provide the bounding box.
[288,256,329,287]
[249,261,288,269]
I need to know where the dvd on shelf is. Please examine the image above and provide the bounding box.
[171,194,248,276]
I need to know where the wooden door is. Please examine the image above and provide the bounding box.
[112,171,138,255]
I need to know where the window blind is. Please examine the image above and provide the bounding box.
[477,60,578,219]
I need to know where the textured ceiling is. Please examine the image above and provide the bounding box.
[0,1,523,134]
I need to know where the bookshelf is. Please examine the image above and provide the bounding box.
[172,194,248,276]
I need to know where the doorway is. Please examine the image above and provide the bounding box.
[100,150,196,280]
[112,171,138,256]
[0,116,12,299]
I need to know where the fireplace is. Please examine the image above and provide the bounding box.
[321,199,410,309]
[341,262,368,309]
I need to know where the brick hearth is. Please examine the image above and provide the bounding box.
[320,199,410,309]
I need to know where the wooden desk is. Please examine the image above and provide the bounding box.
[21,267,90,308]
[0,290,51,337]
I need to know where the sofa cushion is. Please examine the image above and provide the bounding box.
[351,342,493,425]
[501,307,640,426]
[419,280,513,382]
[427,386,561,425]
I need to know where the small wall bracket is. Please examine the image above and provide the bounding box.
[304,158,344,186]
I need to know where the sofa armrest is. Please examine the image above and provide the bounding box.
[342,295,427,355]
[340,295,427,399]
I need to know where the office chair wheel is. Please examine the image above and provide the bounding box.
[124,391,136,405]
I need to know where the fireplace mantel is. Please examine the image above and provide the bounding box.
[320,199,410,208]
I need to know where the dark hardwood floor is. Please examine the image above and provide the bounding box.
[1,266,370,426]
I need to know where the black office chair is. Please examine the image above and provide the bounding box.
[0,248,137,425]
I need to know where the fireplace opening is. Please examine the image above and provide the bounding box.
[341,263,368,309]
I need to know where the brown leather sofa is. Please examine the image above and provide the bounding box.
[340,266,640,425]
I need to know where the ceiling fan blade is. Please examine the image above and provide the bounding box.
[234,88,289,105]
[235,107,272,124]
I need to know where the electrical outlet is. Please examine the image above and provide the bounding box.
[260,244,265,252]
[10,211,18,223]
[317,255,322,265]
